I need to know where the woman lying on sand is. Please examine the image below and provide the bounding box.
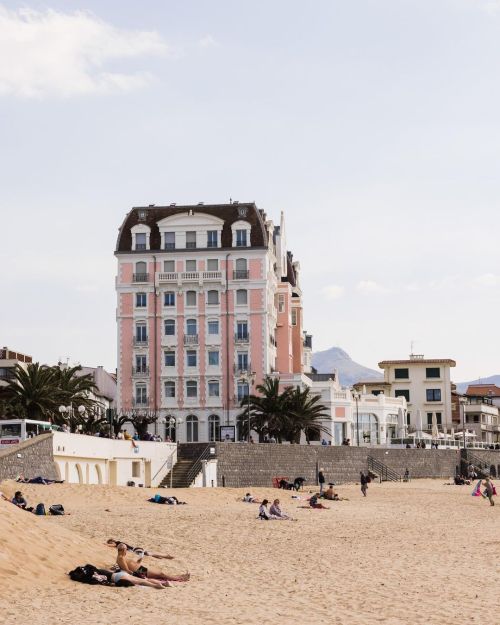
[106,539,174,559]
[116,543,190,583]
[243,493,260,503]
[111,570,169,588]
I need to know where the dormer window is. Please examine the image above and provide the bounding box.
[164,232,175,250]
[231,220,251,248]
[186,231,197,249]
[207,231,218,248]
[236,230,247,247]
[135,233,146,250]
[138,210,147,221]
[131,224,151,251]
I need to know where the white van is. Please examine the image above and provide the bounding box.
[0,419,62,446]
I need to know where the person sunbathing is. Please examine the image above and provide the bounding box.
[111,570,168,588]
[309,493,329,509]
[106,538,174,559]
[148,494,186,505]
[243,493,260,503]
[115,543,189,582]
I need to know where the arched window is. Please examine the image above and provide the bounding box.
[186,415,199,442]
[186,290,197,306]
[234,258,248,280]
[208,380,220,397]
[165,415,176,442]
[208,414,220,442]
[186,380,198,398]
[134,261,148,282]
[355,413,379,445]
[164,381,176,398]
[207,290,219,305]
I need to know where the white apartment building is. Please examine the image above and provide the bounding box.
[378,355,456,432]
[278,371,407,446]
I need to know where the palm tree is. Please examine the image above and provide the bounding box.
[284,385,330,443]
[3,363,59,420]
[53,366,99,430]
[238,377,292,442]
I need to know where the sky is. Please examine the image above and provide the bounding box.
[1,0,500,382]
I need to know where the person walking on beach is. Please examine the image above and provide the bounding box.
[318,468,325,494]
[483,477,495,506]
[360,472,369,497]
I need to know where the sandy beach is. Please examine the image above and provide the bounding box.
[0,478,498,625]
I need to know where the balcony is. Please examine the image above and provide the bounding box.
[235,333,250,343]
[133,273,149,282]
[233,270,249,280]
[156,271,224,284]
[133,397,149,407]
[132,367,150,377]
[186,242,197,249]
[164,243,175,250]
[184,334,199,345]
[136,244,147,250]
[133,337,149,347]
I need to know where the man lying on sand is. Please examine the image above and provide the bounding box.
[243,493,260,503]
[115,543,190,583]
[106,539,174,559]
[148,494,186,505]
[16,475,64,484]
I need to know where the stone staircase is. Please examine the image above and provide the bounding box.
[159,443,212,488]
[160,458,197,489]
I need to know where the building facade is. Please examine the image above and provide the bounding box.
[378,355,456,432]
[115,203,305,443]
[0,347,32,388]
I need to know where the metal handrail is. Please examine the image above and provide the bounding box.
[185,445,214,486]
[367,456,401,482]
[152,446,177,484]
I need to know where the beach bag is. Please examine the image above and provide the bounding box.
[35,503,46,516]
[69,564,100,584]
[49,504,65,516]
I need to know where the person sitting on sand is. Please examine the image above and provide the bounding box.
[258,499,279,520]
[11,491,33,512]
[106,539,174,559]
[309,493,328,509]
[243,493,260,503]
[269,499,293,520]
[323,485,340,501]
[115,543,189,582]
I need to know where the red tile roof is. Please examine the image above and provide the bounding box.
[465,384,500,397]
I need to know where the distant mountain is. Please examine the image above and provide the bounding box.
[312,347,383,388]
[455,375,500,394]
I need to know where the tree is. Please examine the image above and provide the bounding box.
[126,411,159,439]
[238,377,292,442]
[2,363,59,420]
[282,385,330,443]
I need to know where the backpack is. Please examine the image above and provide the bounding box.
[35,503,46,516]
[49,504,65,516]
[69,564,111,585]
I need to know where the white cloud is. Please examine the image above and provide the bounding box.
[356,280,388,294]
[474,273,500,287]
[322,285,345,300]
[0,6,168,98]
[198,34,219,48]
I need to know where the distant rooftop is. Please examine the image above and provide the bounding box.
[305,372,336,382]
[379,355,456,368]
[466,384,500,397]
[0,347,32,363]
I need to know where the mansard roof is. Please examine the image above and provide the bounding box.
[115,202,268,252]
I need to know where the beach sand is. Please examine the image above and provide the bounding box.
[0,478,498,625]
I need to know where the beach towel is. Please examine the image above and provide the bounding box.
[471,480,482,497]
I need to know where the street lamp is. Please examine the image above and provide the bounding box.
[352,390,360,446]
[459,396,468,450]
[240,371,256,442]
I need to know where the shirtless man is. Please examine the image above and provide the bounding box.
[106,538,174,559]
[115,543,189,583]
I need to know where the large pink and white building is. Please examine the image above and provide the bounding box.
[115,202,307,443]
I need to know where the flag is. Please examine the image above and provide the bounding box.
[471,480,482,497]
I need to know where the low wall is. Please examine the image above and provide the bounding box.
[214,443,461,487]
[0,434,59,481]
[53,432,177,487]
